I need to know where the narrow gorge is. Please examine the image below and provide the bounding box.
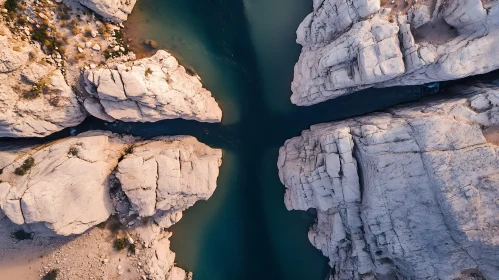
[0,0,498,279]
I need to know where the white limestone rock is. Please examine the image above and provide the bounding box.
[83,50,222,123]
[0,132,222,238]
[278,82,499,279]
[78,0,137,23]
[0,70,87,137]
[0,131,132,235]
[133,223,193,280]
[116,136,222,219]
[0,29,87,138]
[292,0,499,105]
[0,35,29,73]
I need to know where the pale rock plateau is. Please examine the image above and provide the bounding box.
[292,0,499,105]
[83,50,223,123]
[278,81,499,279]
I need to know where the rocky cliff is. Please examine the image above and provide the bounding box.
[292,0,499,105]
[0,131,222,236]
[83,50,222,123]
[0,24,87,137]
[278,82,499,279]
[0,131,221,279]
[0,0,222,137]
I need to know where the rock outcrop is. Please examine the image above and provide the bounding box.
[0,26,87,137]
[83,50,223,123]
[0,131,132,235]
[116,136,222,219]
[292,0,499,105]
[278,82,499,279]
[78,0,137,23]
[0,131,222,237]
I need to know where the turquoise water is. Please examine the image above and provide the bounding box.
[49,0,436,279]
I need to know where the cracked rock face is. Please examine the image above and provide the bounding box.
[0,131,222,237]
[278,82,499,279]
[0,29,87,138]
[116,136,222,218]
[0,131,131,235]
[83,50,223,123]
[292,0,499,105]
[78,0,137,23]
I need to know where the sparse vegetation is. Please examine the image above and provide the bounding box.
[96,221,107,229]
[83,26,92,37]
[68,146,79,156]
[108,218,121,234]
[118,146,134,162]
[31,25,62,54]
[22,79,48,100]
[113,237,129,251]
[128,243,136,254]
[14,156,35,176]
[4,0,18,13]
[11,229,33,240]
[98,23,108,36]
[48,96,61,107]
[42,269,59,280]
[114,29,123,40]
[145,68,153,77]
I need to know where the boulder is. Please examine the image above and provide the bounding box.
[278,82,499,279]
[116,136,222,219]
[292,0,499,105]
[83,50,222,123]
[0,131,131,235]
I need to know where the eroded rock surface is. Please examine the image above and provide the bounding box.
[0,131,132,235]
[78,0,137,23]
[0,131,222,237]
[292,0,499,105]
[116,136,222,218]
[83,50,223,123]
[278,82,499,279]
[0,26,86,137]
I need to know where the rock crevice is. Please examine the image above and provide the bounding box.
[279,82,499,279]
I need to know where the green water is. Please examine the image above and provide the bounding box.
[85,0,435,279]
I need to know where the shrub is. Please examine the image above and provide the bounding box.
[96,221,106,229]
[70,20,79,36]
[42,269,59,280]
[128,243,136,254]
[21,89,40,100]
[145,68,153,77]
[113,237,129,251]
[114,29,123,40]
[4,0,18,13]
[68,147,78,156]
[14,156,35,175]
[83,26,92,37]
[98,24,108,36]
[23,79,48,99]
[108,218,121,234]
[11,229,33,240]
